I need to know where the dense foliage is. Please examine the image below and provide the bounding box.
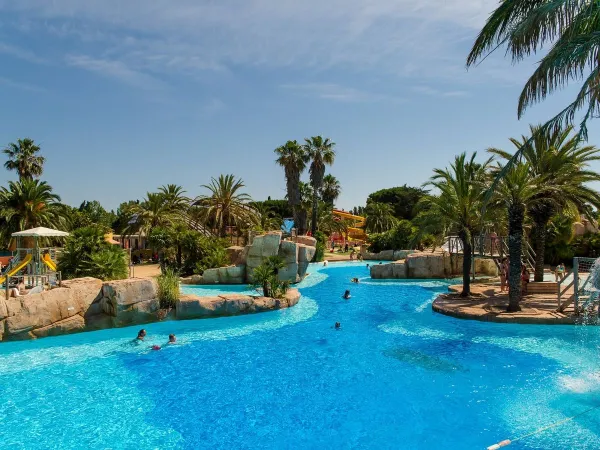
[250,256,290,298]
[313,231,327,262]
[58,226,129,280]
[366,185,427,221]
[157,268,180,309]
[367,220,416,253]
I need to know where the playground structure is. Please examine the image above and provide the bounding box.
[331,209,368,244]
[2,227,68,291]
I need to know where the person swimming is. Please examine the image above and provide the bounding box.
[168,334,177,344]
[151,345,161,351]
[323,260,328,266]
[334,322,341,330]
[343,290,351,299]
[366,264,370,269]
[136,329,147,341]
[351,277,359,283]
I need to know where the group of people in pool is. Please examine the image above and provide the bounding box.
[135,329,177,350]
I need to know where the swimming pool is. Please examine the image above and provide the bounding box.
[1,262,599,449]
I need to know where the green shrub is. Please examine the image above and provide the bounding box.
[59,225,128,280]
[157,268,180,309]
[250,256,289,298]
[367,220,416,253]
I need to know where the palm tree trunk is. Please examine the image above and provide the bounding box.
[297,209,307,235]
[310,192,318,236]
[507,203,524,312]
[459,229,471,297]
[533,219,547,282]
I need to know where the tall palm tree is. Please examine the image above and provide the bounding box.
[304,136,336,236]
[194,174,256,237]
[489,125,600,281]
[3,138,45,180]
[365,202,397,234]
[128,192,181,237]
[422,153,493,297]
[490,161,551,311]
[274,140,309,234]
[0,179,67,246]
[158,184,190,214]
[467,1,600,139]
[321,174,341,206]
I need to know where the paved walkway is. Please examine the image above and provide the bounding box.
[130,263,161,278]
[432,283,576,325]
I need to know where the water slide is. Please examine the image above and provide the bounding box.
[0,254,32,285]
[43,254,57,271]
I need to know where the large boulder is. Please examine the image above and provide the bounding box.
[297,244,316,279]
[100,278,159,327]
[296,236,317,247]
[61,277,103,312]
[226,246,247,265]
[4,289,65,335]
[406,252,450,278]
[201,265,246,284]
[278,241,299,283]
[246,232,283,280]
[31,315,85,338]
[475,258,498,277]
[362,249,418,261]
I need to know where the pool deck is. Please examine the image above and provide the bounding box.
[432,284,576,325]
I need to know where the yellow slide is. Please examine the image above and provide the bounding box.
[43,254,57,271]
[0,254,32,285]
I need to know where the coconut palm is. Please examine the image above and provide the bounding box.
[304,136,336,236]
[3,138,45,180]
[422,153,493,297]
[321,174,341,206]
[490,161,551,311]
[365,202,397,234]
[489,125,600,281]
[0,179,67,246]
[194,174,256,237]
[467,1,600,139]
[275,140,309,234]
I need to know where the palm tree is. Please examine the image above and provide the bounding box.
[158,184,190,214]
[304,136,336,236]
[253,203,283,231]
[0,179,67,246]
[321,174,341,206]
[365,202,397,234]
[3,138,45,180]
[467,1,600,139]
[274,141,309,235]
[194,174,256,237]
[128,192,181,237]
[490,161,551,311]
[422,153,493,297]
[489,125,600,281]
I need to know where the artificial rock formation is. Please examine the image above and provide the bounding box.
[370,251,498,279]
[176,289,301,320]
[362,249,418,261]
[184,232,316,285]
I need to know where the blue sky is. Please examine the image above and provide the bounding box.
[0,0,597,212]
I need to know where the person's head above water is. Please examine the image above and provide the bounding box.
[343,289,351,299]
[334,322,341,329]
[168,334,176,343]
[137,329,146,340]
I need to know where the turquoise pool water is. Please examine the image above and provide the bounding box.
[1,262,600,449]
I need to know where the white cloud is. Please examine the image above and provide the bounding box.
[0,76,46,92]
[65,54,167,89]
[281,83,400,103]
[0,0,499,82]
[0,42,47,64]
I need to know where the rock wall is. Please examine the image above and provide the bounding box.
[1,277,303,342]
[184,232,316,285]
[176,289,301,320]
[370,252,498,279]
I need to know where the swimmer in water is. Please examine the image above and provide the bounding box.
[343,289,351,300]
[168,334,177,344]
[151,345,161,351]
[366,264,370,269]
[334,322,341,330]
[136,329,147,341]
[351,277,359,283]
[323,260,328,266]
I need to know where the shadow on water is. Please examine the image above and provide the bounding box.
[382,346,468,373]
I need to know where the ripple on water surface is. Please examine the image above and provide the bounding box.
[1,263,600,449]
